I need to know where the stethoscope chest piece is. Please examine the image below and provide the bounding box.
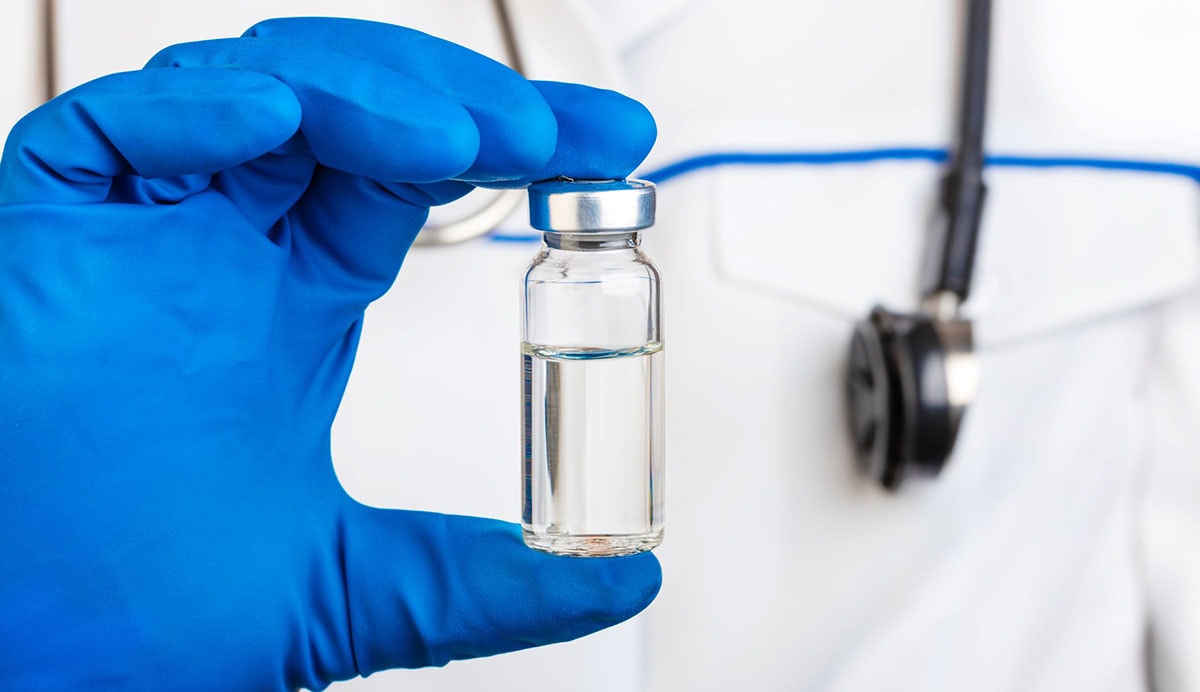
[847,307,976,490]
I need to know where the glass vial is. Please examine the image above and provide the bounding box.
[521,179,664,557]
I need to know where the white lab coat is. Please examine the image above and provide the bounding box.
[3,1,1200,690]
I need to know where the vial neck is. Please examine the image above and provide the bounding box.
[543,231,641,251]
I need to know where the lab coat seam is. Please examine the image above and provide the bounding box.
[663,151,1200,340]
[1131,298,1169,692]
[639,149,1200,187]
[1129,282,1200,692]
[974,279,1200,354]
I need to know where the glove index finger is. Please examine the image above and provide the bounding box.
[500,81,658,188]
[148,37,482,184]
[243,17,557,184]
[0,68,301,206]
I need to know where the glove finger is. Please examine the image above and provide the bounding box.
[278,81,655,328]
[241,20,655,184]
[328,507,661,677]
[507,80,658,187]
[277,167,428,335]
[0,68,301,206]
[243,20,656,190]
[260,170,486,340]
[242,17,557,184]
[146,37,484,185]
[201,133,320,236]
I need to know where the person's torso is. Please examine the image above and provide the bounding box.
[9,1,1199,690]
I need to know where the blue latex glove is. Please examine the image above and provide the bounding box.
[0,17,660,690]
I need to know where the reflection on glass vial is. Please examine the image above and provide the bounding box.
[521,179,664,557]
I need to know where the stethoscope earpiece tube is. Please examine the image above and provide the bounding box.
[927,170,987,303]
[925,0,992,304]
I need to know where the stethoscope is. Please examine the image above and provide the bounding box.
[424,0,992,492]
[846,0,990,490]
[411,0,526,247]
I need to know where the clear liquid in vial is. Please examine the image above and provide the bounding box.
[522,341,664,556]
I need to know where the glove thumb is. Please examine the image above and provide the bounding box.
[335,505,661,678]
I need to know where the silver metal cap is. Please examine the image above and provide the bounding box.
[528,179,656,233]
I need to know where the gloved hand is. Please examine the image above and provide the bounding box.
[0,17,659,691]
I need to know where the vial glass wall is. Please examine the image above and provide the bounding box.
[521,180,664,557]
